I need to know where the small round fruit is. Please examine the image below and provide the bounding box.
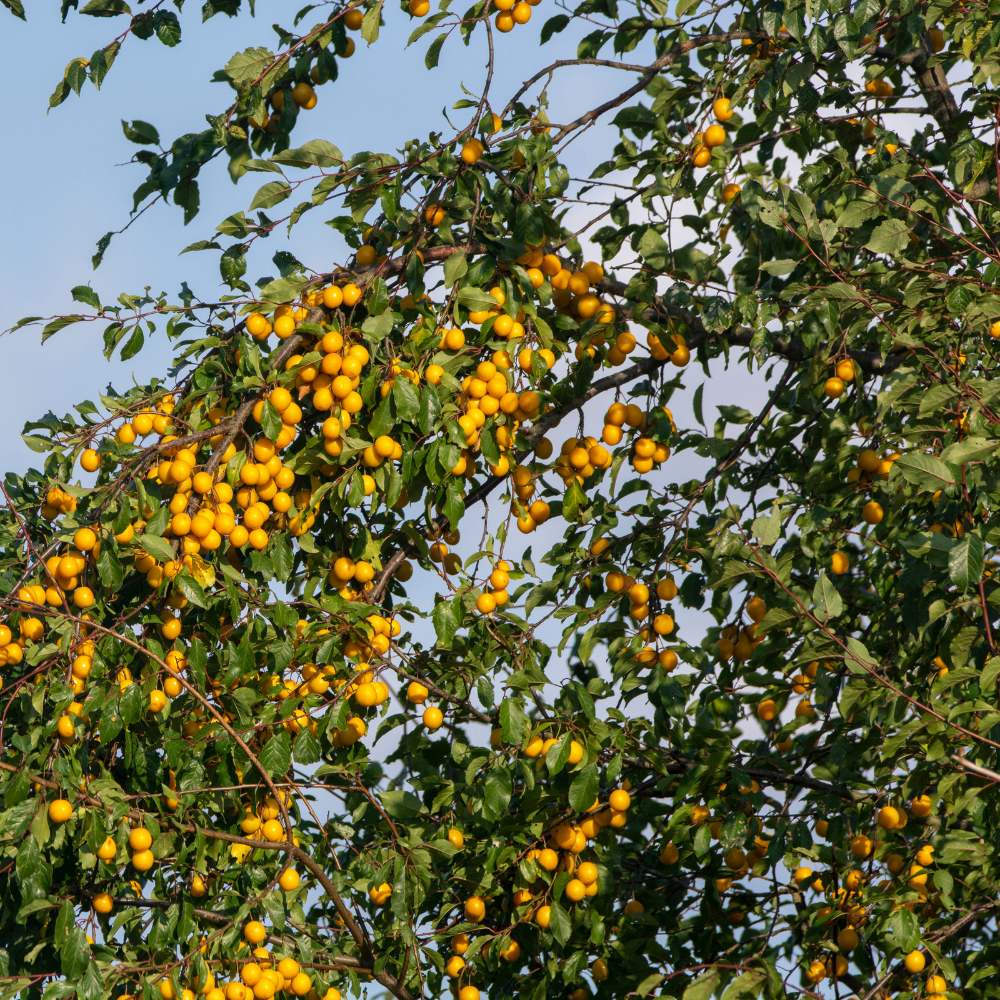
[609,789,631,811]
[713,97,734,121]
[757,699,778,721]
[130,828,153,851]
[245,921,268,944]
[132,849,154,871]
[48,799,73,823]
[423,706,443,729]
[831,552,850,575]
[904,951,926,974]
[93,893,113,914]
[278,868,300,891]
[862,501,883,524]
[877,806,900,829]
[703,123,726,147]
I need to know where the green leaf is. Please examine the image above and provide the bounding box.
[380,789,424,818]
[893,453,955,492]
[949,532,984,592]
[60,926,91,978]
[981,656,1000,695]
[41,315,86,343]
[257,731,292,777]
[720,969,767,1000]
[119,681,143,725]
[152,10,181,45]
[443,250,468,285]
[393,377,419,420]
[362,0,383,44]
[418,386,441,435]
[483,765,512,817]
[121,119,160,144]
[48,77,71,109]
[175,571,209,609]
[751,503,783,546]
[812,571,844,622]
[499,699,526,744]
[940,437,996,465]
[548,899,572,945]
[568,763,598,812]
[220,245,247,287]
[249,181,292,211]
[1,1,26,19]
[563,479,586,522]
[636,974,665,998]
[80,0,131,14]
[513,200,545,247]
[864,218,911,255]
[682,969,720,1000]
[119,324,145,360]
[432,596,463,647]
[425,34,446,69]
[294,728,321,764]
[540,13,569,42]
[456,286,496,310]
[260,400,283,443]
[272,139,343,169]
[890,906,921,952]
[141,534,176,563]
[224,46,275,87]
[71,286,102,310]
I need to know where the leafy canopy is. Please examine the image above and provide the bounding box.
[3,3,1000,1000]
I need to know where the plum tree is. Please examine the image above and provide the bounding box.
[1,3,1000,1000]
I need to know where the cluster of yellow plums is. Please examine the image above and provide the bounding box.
[791,799,953,988]
[0,611,40,668]
[691,98,736,168]
[412,0,543,35]
[247,7,371,134]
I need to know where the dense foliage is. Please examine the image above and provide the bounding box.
[2,2,1000,1000]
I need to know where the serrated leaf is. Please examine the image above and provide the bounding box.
[257,732,291,777]
[864,218,911,255]
[890,905,921,951]
[260,400,283,443]
[548,898,572,944]
[893,453,955,492]
[949,531,984,591]
[249,181,291,211]
[499,699,525,744]
[80,0,130,15]
[568,763,598,813]
[432,596,463,647]
[682,969,720,1000]
[361,0,383,43]
[752,503,783,546]
[812,571,844,622]
[141,534,176,563]
[443,250,468,285]
[224,46,275,86]
[176,571,209,609]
